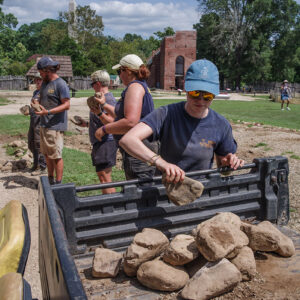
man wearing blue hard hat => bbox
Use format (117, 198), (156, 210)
(119, 59), (244, 183)
(34, 56), (70, 185)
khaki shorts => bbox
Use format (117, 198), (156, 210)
(40, 127), (64, 159)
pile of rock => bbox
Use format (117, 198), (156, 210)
(92, 212), (295, 300)
(0, 140), (32, 172)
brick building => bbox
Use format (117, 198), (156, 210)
(147, 31), (196, 90)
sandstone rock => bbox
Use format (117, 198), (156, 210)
(137, 259), (189, 291)
(123, 243), (156, 276)
(14, 150), (24, 157)
(31, 102), (42, 112)
(212, 212), (242, 228)
(230, 246), (256, 281)
(191, 227), (197, 237)
(185, 256), (208, 278)
(241, 221), (279, 252)
(1, 161), (12, 172)
(0, 158), (7, 170)
(276, 231), (295, 257)
(163, 175), (204, 206)
(22, 153), (33, 163)
(242, 221), (295, 256)
(92, 248), (122, 278)
(95, 92), (103, 98)
(20, 105), (30, 115)
(123, 228), (169, 276)
(181, 258), (242, 300)
(87, 96), (100, 111)
(134, 228), (169, 249)
(196, 217), (249, 261)
(163, 234), (199, 266)
(9, 140), (26, 148)
(70, 115), (86, 126)
(14, 159), (27, 170)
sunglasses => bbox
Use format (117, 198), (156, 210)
(188, 91), (214, 101)
(117, 67), (127, 75)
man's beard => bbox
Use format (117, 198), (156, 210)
(43, 74), (50, 82)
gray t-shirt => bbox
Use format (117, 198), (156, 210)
(142, 102), (237, 172)
(40, 77), (70, 131)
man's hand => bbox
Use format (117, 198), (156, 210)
(219, 153), (244, 170)
(34, 104), (48, 115)
(155, 157), (185, 183)
(91, 107), (102, 116)
(94, 93), (106, 105)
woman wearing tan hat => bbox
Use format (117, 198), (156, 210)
(94, 54), (158, 182)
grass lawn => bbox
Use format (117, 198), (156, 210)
(153, 97), (299, 130)
(0, 97), (298, 188)
(75, 88), (123, 99)
(0, 115), (29, 135)
(211, 99), (300, 130)
(0, 97), (11, 106)
(63, 147), (125, 194)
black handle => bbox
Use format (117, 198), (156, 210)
(75, 163), (257, 193)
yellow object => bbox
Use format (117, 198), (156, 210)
(0, 200), (25, 278)
(187, 90), (214, 101)
(0, 272), (23, 300)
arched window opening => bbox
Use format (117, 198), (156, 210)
(175, 56), (184, 89)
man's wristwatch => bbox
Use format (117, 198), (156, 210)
(47, 110), (52, 115)
(97, 111), (103, 117)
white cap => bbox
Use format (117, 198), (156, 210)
(112, 54), (144, 70)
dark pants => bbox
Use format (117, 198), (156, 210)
(28, 116), (46, 169)
(120, 140), (159, 186)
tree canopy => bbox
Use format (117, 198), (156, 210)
(0, 0), (299, 84)
(195, 0), (300, 87)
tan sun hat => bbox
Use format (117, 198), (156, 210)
(112, 54), (144, 70)
(283, 79), (288, 83)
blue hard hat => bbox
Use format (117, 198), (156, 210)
(184, 59), (219, 96)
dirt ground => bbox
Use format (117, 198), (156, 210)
(0, 93), (300, 299)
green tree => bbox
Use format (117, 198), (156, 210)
(17, 19), (62, 54)
(40, 21), (68, 53)
(154, 26), (175, 40)
(270, 5), (300, 82)
(60, 5), (104, 51)
(195, 0), (300, 86)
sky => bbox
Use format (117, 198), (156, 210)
(1, 0), (200, 38)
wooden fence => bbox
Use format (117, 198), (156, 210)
(1, 76), (299, 98)
(270, 82), (300, 102)
(0, 76), (27, 90)
(0, 76), (119, 92)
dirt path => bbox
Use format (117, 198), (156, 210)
(0, 94), (300, 299)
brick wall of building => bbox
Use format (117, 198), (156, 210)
(147, 30), (196, 90)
